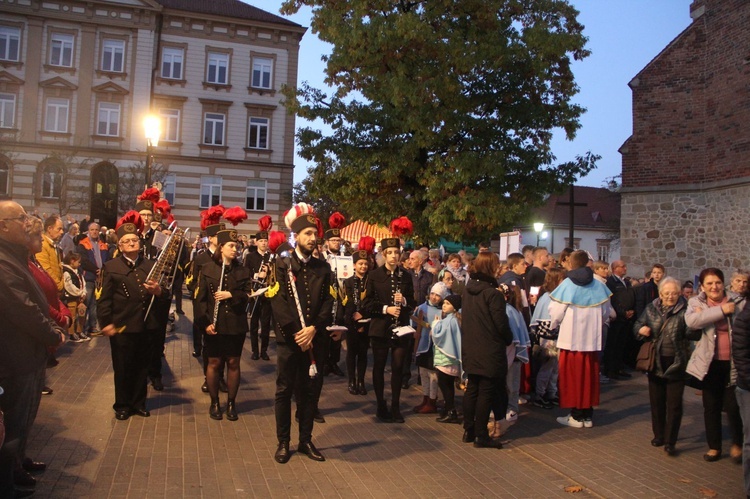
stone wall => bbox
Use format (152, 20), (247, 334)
(620, 182), (750, 283)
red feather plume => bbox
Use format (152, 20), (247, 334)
(328, 212), (346, 230)
(315, 218), (324, 239)
(200, 205), (225, 231)
(390, 216), (413, 237)
(268, 231), (287, 253)
(358, 236), (376, 254)
(166, 214), (175, 225)
(223, 206), (248, 227)
(137, 187), (161, 203)
(258, 215), (273, 232)
(116, 210), (145, 234)
(155, 199), (171, 218)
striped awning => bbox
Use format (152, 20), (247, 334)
(341, 220), (393, 245)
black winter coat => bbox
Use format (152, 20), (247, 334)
(733, 304), (750, 391)
(461, 273), (513, 378)
(633, 297), (693, 379)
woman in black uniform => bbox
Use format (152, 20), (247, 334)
(343, 242), (373, 395)
(363, 219), (416, 423)
(196, 228), (252, 421)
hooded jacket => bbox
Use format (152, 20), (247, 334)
(460, 272), (512, 378)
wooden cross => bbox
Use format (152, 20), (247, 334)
(555, 185), (588, 247)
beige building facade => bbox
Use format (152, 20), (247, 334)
(0, 0), (305, 230)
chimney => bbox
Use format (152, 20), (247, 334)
(690, 0), (706, 20)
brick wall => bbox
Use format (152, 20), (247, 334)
(621, 0), (750, 188)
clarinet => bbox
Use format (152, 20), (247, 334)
(212, 261), (226, 333)
(391, 266), (403, 333)
(247, 252), (269, 317)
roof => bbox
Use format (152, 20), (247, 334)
(155, 0), (303, 29)
(530, 186), (620, 230)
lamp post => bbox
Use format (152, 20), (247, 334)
(143, 115), (161, 188)
(533, 222), (544, 246)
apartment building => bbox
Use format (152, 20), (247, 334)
(0, 0), (305, 230)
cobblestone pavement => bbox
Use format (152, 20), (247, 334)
(25, 299), (746, 498)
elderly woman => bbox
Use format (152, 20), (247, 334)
(634, 277), (692, 455)
(686, 268), (746, 462)
(730, 270), (749, 296)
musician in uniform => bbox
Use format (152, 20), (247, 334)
(363, 218), (416, 423)
(135, 188), (160, 260)
(322, 213), (348, 376)
(98, 212), (170, 420)
(342, 237), (375, 395)
(269, 204), (333, 464)
(244, 216), (273, 361)
(185, 207), (227, 393)
(195, 228), (252, 421)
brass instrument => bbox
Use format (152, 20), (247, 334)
(144, 223), (190, 320)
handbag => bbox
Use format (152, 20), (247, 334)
(635, 340), (655, 373)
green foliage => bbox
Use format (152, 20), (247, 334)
(282, 0), (597, 243)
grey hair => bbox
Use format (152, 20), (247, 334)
(658, 276), (680, 292)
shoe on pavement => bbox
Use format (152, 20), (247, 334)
(556, 415), (584, 428)
(80, 332), (92, 341)
(599, 373), (610, 384)
(506, 410), (518, 422)
(533, 397), (553, 409)
(583, 418), (593, 428)
(261, 351), (270, 361)
(41, 386), (53, 395)
(69, 333), (84, 343)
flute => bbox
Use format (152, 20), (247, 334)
(212, 261), (226, 333)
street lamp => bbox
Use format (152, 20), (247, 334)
(143, 115), (161, 188)
(533, 222), (544, 246)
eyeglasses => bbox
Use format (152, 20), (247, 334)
(0, 214), (31, 224)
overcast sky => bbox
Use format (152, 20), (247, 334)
(255, 0), (693, 189)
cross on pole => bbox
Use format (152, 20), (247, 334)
(555, 185), (587, 248)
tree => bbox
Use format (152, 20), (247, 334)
(117, 159), (167, 215)
(281, 0), (597, 242)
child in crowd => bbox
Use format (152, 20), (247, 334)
(431, 294), (463, 423)
(61, 252), (88, 342)
(502, 284), (532, 423)
(413, 282), (449, 414)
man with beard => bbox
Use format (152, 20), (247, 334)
(270, 204), (333, 464)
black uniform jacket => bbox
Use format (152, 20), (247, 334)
(97, 255), (170, 333)
(186, 249), (213, 295)
(363, 265), (416, 339)
(607, 275), (636, 321)
(342, 273), (371, 332)
(195, 260), (251, 335)
(270, 252), (333, 346)
(244, 249), (271, 298)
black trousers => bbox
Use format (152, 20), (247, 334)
(463, 373), (504, 440)
(437, 370), (457, 412)
(327, 337), (342, 367)
(275, 341), (325, 444)
(249, 297), (272, 354)
(346, 329), (369, 383)
(148, 326), (167, 379)
(702, 359), (743, 451)
(648, 366), (684, 445)
(604, 320), (630, 374)
(110, 332), (155, 412)
(191, 298), (204, 355)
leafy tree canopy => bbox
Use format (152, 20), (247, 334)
(282, 0), (598, 243)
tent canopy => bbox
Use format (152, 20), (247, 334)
(341, 220), (392, 245)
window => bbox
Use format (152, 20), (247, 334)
(203, 112), (225, 146)
(161, 47), (183, 79)
(45, 98), (69, 133)
(245, 179), (266, 211)
(0, 93), (15, 128)
(40, 164), (63, 199)
(596, 240), (611, 263)
(101, 39), (124, 72)
(97, 102), (120, 136)
(206, 52), (228, 84)
(0, 26), (20, 62)
(163, 173), (176, 205)
(200, 175), (222, 208)
(251, 57), (273, 89)
(50, 33), (74, 67)
(247, 117), (269, 149)
(0, 160), (9, 196)
(159, 109), (180, 142)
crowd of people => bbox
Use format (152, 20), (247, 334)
(2, 197), (750, 496)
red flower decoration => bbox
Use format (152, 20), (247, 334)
(390, 216), (413, 237)
(328, 212), (346, 230)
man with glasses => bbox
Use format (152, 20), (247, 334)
(0, 201), (65, 498)
(77, 223), (110, 338)
(97, 218), (169, 420)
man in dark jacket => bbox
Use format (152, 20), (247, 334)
(77, 223), (110, 337)
(0, 201), (65, 498)
(270, 207), (333, 464)
(605, 260), (636, 379)
(733, 304), (750, 496)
